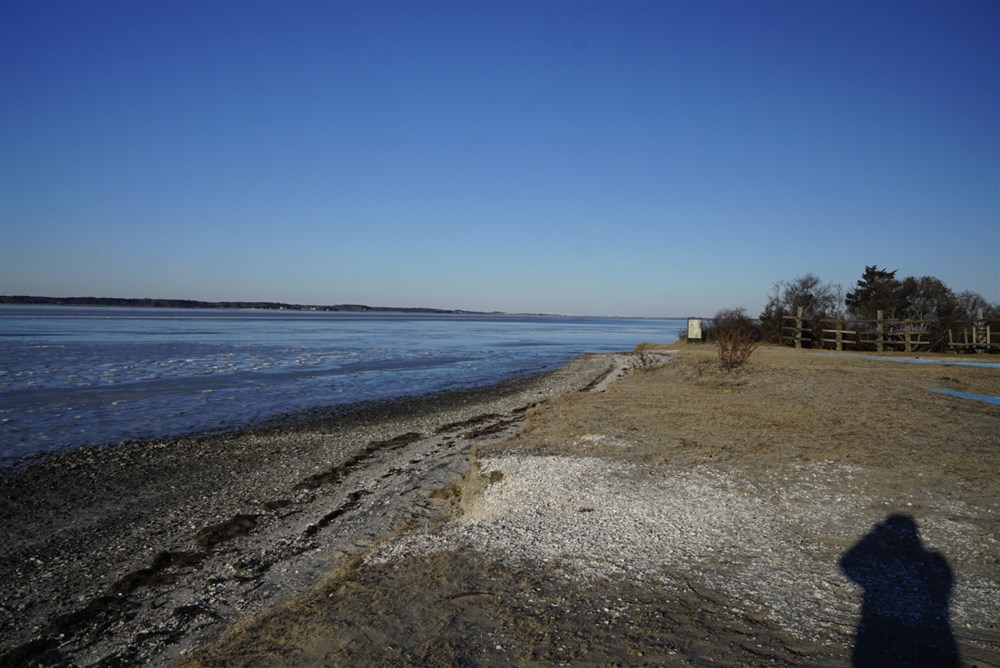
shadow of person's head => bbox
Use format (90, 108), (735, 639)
(871, 513), (920, 551)
(840, 513), (959, 667)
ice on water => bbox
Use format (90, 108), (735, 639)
(0, 306), (682, 468)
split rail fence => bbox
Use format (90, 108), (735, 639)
(779, 307), (998, 353)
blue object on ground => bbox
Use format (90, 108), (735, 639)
(927, 389), (1000, 406)
(863, 356), (1000, 369)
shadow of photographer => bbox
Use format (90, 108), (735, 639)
(840, 514), (960, 667)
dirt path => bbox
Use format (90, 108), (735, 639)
(179, 345), (1000, 667)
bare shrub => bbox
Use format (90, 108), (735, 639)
(632, 342), (664, 372)
(705, 307), (762, 342)
(760, 275), (843, 345)
(718, 329), (758, 371)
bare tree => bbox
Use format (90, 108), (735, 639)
(780, 273), (843, 318)
(759, 274), (842, 345)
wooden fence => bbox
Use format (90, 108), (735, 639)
(779, 307), (998, 353)
(948, 319), (999, 353)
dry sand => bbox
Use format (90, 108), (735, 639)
(2, 345), (998, 667)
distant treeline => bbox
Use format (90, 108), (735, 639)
(702, 265), (999, 352)
(0, 295), (480, 314)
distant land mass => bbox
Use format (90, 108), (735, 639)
(0, 295), (497, 315)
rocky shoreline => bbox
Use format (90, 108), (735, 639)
(0, 352), (637, 667)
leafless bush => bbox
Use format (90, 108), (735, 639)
(705, 307), (762, 342)
(632, 342), (663, 372)
(718, 329), (758, 371)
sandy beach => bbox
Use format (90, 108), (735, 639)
(2, 345), (998, 666)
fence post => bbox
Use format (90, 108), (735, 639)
(795, 307), (804, 349)
(904, 320), (913, 353)
(876, 310), (884, 353)
(835, 314), (843, 351)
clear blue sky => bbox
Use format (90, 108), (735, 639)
(2, 1), (997, 316)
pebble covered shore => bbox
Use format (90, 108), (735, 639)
(0, 353), (631, 666)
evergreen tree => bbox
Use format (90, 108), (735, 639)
(845, 266), (903, 319)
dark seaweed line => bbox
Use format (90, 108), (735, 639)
(294, 431), (424, 491)
(579, 356), (620, 392)
(0, 412), (527, 667)
(0, 430), (426, 666)
(0, 513), (265, 667)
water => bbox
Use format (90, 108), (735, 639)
(0, 305), (683, 468)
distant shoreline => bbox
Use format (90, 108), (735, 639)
(0, 295), (493, 315)
(0, 296), (682, 319)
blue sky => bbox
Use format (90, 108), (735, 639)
(1, 1), (997, 316)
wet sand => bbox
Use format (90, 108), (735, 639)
(3, 346), (999, 667)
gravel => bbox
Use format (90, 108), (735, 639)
(369, 450), (998, 650)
